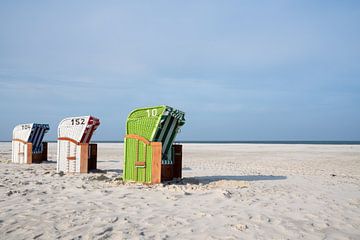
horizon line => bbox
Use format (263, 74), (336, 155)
(1, 140), (360, 145)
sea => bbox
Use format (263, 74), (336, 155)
(78, 140), (360, 145)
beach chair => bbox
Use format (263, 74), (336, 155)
(57, 116), (100, 173)
(124, 106), (185, 184)
(12, 123), (50, 164)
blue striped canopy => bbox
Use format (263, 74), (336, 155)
(28, 124), (50, 153)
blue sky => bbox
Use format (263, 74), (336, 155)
(0, 1), (359, 141)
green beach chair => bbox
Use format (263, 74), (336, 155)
(124, 105), (185, 184)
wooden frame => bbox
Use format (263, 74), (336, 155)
(79, 143), (97, 173)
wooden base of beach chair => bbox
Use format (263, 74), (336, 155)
(151, 144), (183, 183)
(173, 144), (182, 179)
(145, 144), (183, 184)
(159, 145), (183, 182)
(32, 142), (48, 163)
(79, 143), (97, 173)
(23, 142), (48, 164)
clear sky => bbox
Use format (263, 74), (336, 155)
(0, 1), (359, 141)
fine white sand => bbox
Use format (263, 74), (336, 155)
(0, 143), (360, 239)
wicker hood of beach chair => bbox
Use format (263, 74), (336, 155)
(57, 116), (100, 173)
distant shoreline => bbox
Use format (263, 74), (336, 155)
(1, 140), (360, 145)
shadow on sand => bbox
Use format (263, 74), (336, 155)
(97, 160), (120, 163)
(42, 160), (57, 164)
(91, 168), (123, 174)
(181, 175), (287, 184)
(104, 169), (123, 174)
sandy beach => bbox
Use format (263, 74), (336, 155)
(0, 143), (359, 239)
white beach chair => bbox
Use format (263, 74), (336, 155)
(57, 116), (100, 173)
(12, 123), (50, 164)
